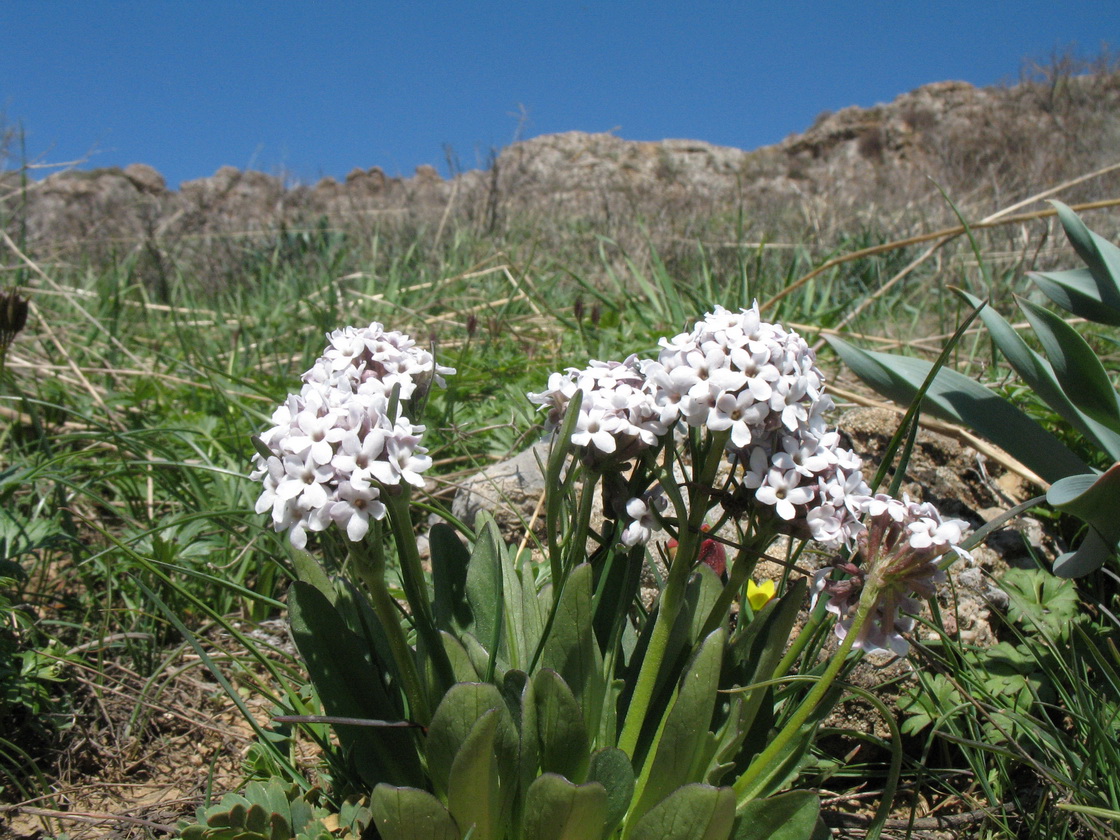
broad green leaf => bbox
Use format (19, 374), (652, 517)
(1019, 298), (1120, 434)
(522, 774), (609, 840)
(441, 631), (481, 683)
(426, 683), (518, 801)
(518, 669), (541, 800)
(500, 543), (528, 671)
(1031, 267), (1120, 326)
(959, 290), (1120, 459)
(372, 786), (461, 840)
(520, 558), (545, 662)
(540, 563), (602, 705)
(707, 580), (807, 783)
(1048, 464), (1120, 546)
(431, 523), (473, 633)
(731, 791), (821, 840)
(1049, 201), (1120, 305)
(460, 632), (498, 683)
(288, 581), (421, 787)
(627, 784), (736, 840)
(533, 668), (592, 782)
(827, 335), (1088, 483)
(446, 711), (502, 840)
(688, 565), (726, 646)
(291, 550), (336, 601)
(587, 748), (636, 834)
(1048, 465), (1120, 576)
(466, 513), (506, 676)
(631, 629), (726, 828)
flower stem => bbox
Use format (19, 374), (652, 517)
(349, 543), (432, 726)
(617, 430), (729, 759)
(732, 577), (877, 804)
(383, 490), (456, 696)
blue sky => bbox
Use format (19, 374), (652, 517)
(0, 2), (1112, 189)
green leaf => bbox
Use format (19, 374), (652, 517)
(1019, 298), (1120, 434)
(517, 668), (541, 802)
(431, 523), (473, 633)
(290, 550), (336, 602)
(287, 581), (421, 788)
(627, 784), (736, 840)
(466, 513), (507, 679)
(519, 558), (546, 664)
(426, 683), (518, 802)
(1053, 528), (1117, 579)
(447, 710), (503, 840)
(500, 543), (529, 671)
(533, 668), (592, 783)
(631, 628), (726, 828)
(540, 563), (602, 705)
(521, 774), (610, 840)
(729, 578), (807, 738)
(372, 785), (461, 840)
(440, 631), (482, 683)
(731, 791), (821, 840)
(1048, 464), (1120, 576)
(956, 289), (1119, 454)
(826, 335), (1088, 483)
(1048, 201), (1120, 307)
(1031, 268), (1120, 327)
(1049, 462), (1120, 541)
(587, 748), (636, 834)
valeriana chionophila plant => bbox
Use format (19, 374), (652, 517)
(251, 309), (971, 840)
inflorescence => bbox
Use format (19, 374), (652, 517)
(527, 303), (971, 655)
(251, 323), (453, 550)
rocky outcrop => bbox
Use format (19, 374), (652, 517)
(8, 68), (1119, 266)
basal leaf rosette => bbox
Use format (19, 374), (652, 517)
(251, 322), (454, 549)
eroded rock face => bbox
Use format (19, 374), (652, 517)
(11, 71), (1119, 265)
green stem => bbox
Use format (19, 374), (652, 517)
(383, 490), (456, 696)
(732, 576), (878, 804)
(617, 430), (729, 759)
(349, 543), (431, 726)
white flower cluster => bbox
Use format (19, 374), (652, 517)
(647, 306), (870, 548)
(251, 323), (453, 549)
(529, 305), (871, 548)
(812, 494), (972, 656)
(528, 355), (669, 466)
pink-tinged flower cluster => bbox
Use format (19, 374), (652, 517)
(811, 494), (972, 656)
(528, 355), (670, 467)
(251, 323), (453, 549)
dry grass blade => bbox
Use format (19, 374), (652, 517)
(762, 195), (1120, 315)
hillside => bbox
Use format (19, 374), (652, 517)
(4, 61), (1120, 282)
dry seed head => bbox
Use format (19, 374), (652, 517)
(0, 288), (29, 352)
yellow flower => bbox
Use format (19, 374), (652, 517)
(747, 579), (776, 611)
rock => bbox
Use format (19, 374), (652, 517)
(451, 440), (551, 538)
(124, 163), (166, 193)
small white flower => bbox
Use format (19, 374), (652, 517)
(755, 468), (815, 521)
